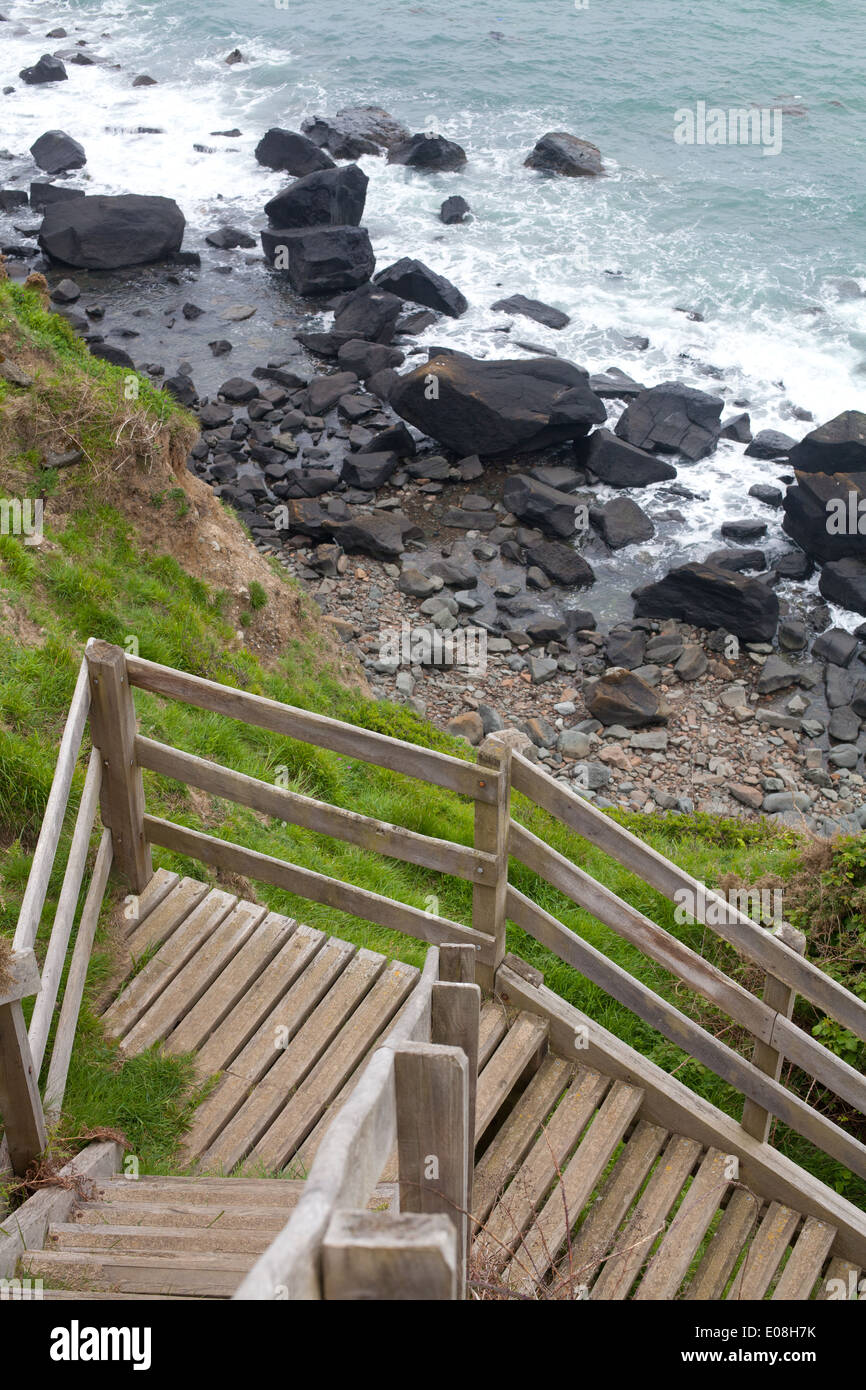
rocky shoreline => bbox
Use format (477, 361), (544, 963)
(2, 34), (866, 834)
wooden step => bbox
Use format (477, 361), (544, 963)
(164, 912), (296, 1056)
(507, 1079), (644, 1295)
(475, 1067), (610, 1278)
(478, 999), (510, 1069)
(39, 1289), (199, 1301)
(20, 1248), (251, 1298)
(48, 1222), (276, 1257)
(635, 1148), (731, 1300)
(194, 923), (319, 1080)
(686, 1187), (761, 1301)
(95, 1176), (306, 1207)
(726, 1201), (800, 1301)
(249, 959), (419, 1174)
(473, 1056), (573, 1229)
(103, 889), (236, 1040)
(590, 1133), (702, 1300)
(772, 1217), (836, 1301)
(555, 1118), (667, 1294)
(475, 1011), (548, 1143)
(73, 1200), (294, 1232)
(197, 948), (386, 1174)
(121, 900), (267, 1054)
(124, 877), (211, 960)
(179, 935), (354, 1162)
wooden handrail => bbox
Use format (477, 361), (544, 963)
(509, 819), (866, 1115)
(13, 657), (90, 953)
(506, 885), (866, 1181)
(512, 751), (866, 1043)
(125, 652), (500, 804)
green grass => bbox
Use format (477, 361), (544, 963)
(0, 279), (863, 1208)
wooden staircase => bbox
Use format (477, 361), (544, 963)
(13, 874), (860, 1301)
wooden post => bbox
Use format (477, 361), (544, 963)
(741, 923), (807, 1144)
(473, 737), (512, 993)
(321, 1210), (458, 1300)
(0, 1003), (47, 1176)
(439, 943), (476, 984)
(432, 978), (481, 1242)
(85, 640), (152, 892)
(394, 1041), (470, 1296)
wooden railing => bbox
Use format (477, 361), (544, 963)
(3, 638), (866, 1208)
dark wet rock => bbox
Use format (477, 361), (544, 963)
(721, 518), (768, 542)
(224, 49), (244, 64)
(782, 471), (866, 562)
(440, 195), (470, 224)
(254, 128), (335, 174)
(0, 190), (28, 212)
(503, 474), (588, 537)
(30, 182), (85, 213)
(390, 351), (605, 455)
(374, 258), (467, 318)
(605, 629), (647, 669)
(779, 619), (808, 651)
(365, 368), (399, 402)
(341, 451), (398, 489)
(748, 483), (784, 507)
(524, 538), (594, 587)
(577, 428), (676, 487)
(812, 627), (859, 667)
(525, 131), (603, 176)
(396, 308), (439, 335)
(264, 163), (368, 229)
(388, 133), (467, 172)
(705, 548), (765, 573)
(756, 655), (798, 694)
(219, 377), (259, 403)
(198, 402), (234, 429)
(586, 669), (668, 727)
(182, 302), (204, 320)
(592, 496), (654, 549)
(490, 293), (569, 329)
(205, 225), (257, 249)
(39, 194), (185, 269)
(90, 342), (134, 368)
(633, 562), (779, 642)
(828, 707), (861, 742)
(787, 410), (866, 474)
(744, 429), (798, 460)
(720, 412), (752, 443)
(132, 74), (157, 87)
(588, 367), (645, 400)
(818, 556), (866, 616)
(336, 339), (404, 379)
(303, 106), (410, 157)
(162, 373), (197, 405)
(20, 54), (67, 84)
(530, 465), (584, 492)
(614, 381), (723, 461)
(305, 372), (358, 415)
(676, 644), (708, 681)
(328, 512), (422, 559)
(262, 225), (375, 295)
(30, 130), (86, 174)
(50, 277), (80, 304)
(333, 283), (404, 343)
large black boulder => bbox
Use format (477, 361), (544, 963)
(261, 225), (375, 295)
(303, 106), (410, 156)
(491, 293), (570, 329)
(38, 194), (185, 269)
(614, 381), (723, 461)
(254, 129), (335, 174)
(440, 195), (470, 224)
(264, 164), (368, 228)
(388, 133), (467, 172)
(332, 283), (404, 343)
(576, 428), (677, 486)
(374, 258), (467, 318)
(787, 411), (866, 474)
(503, 475), (590, 538)
(30, 130), (86, 174)
(20, 54), (67, 84)
(524, 131), (603, 176)
(390, 351), (606, 456)
(524, 539), (594, 588)
(591, 496), (654, 550)
(30, 182), (85, 213)
(782, 471), (866, 562)
(818, 557), (866, 617)
(632, 562), (779, 642)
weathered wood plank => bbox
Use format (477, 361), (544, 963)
(13, 657), (90, 953)
(126, 650), (500, 802)
(475, 1011), (548, 1143)
(0, 948), (41, 1008)
(432, 980), (480, 1237)
(135, 736), (495, 884)
(771, 1217), (837, 1301)
(0, 1000), (46, 1176)
(439, 943), (476, 984)
(727, 1201), (800, 1300)
(817, 1257), (861, 1301)
(20, 1247), (251, 1298)
(86, 640), (151, 891)
(322, 1210), (458, 1300)
(48, 1221), (276, 1257)
(635, 1147), (730, 1300)
(478, 997), (510, 1069)
(123, 876), (211, 962)
(144, 814), (493, 961)
(472, 737), (511, 991)
(0, 1140), (122, 1278)
(473, 1056), (573, 1230)
(686, 1187), (761, 1301)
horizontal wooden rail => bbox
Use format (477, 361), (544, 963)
(509, 821), (866, 1116)
(143, 815), (494, 964)
(13, 658), (90, 953)
(135, 736), (496, 885)
(125, 654), (500, 804)
(506, 886), (866, 1181)
(43, 829), (113, 1121)
(512, 752), (866, 1043)
(28, 748), (102, 1075)
(236, 947), (441, 1299)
